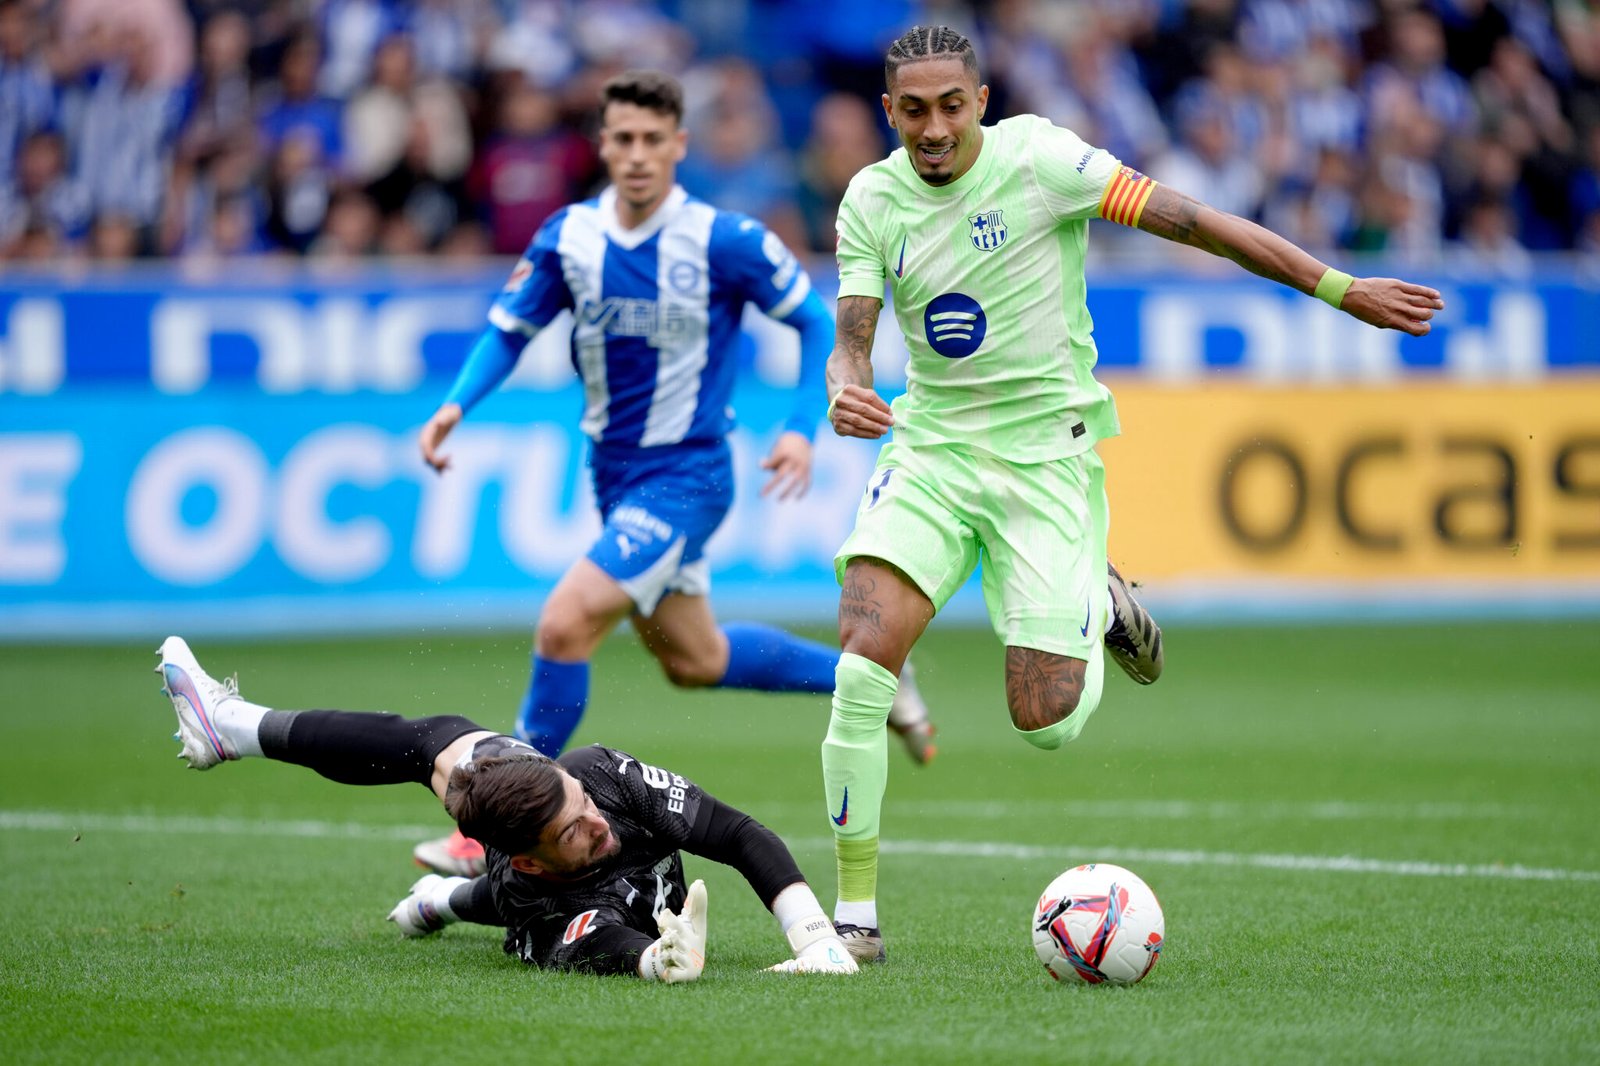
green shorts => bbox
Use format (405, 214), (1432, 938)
(835, 439), (1110, 659)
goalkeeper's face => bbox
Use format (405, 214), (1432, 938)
(517, 770), (620, 877)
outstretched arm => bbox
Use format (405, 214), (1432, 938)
(418, 325), (525, 473)
(1136, 185), (1444, 335)
(686, 795), (856, 974)
(825, 295), (894, 439)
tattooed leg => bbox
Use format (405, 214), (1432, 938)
(837, 557), (933, 674)
(823, 557), (934, 922)
(1006, 646), (1105, 750)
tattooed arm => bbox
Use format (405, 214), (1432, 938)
(1135, 184), (1443, 336)
(825, 295), (895, 439)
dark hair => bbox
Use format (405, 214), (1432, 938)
(884, 25), (980, 89)
(600, 70), (684, 123)
(444, 754), (567, 857)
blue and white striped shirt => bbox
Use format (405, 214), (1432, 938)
(480, 185), (820, 449)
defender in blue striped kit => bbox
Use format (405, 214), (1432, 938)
(413, 72), (935, 878)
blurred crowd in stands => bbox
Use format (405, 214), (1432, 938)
(2, 0), (1598, 272)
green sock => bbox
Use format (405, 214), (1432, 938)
(821, 652), (896, 902)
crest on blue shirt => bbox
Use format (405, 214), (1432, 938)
(967, 210), (1007, 252)
(502, 258), (533, 292)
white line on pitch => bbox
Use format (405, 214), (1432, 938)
(757, 799), (1544, 821)
(3, 809), (1597, 884)
(0, 810), (442, 841)
(792, 838), (1600, 884)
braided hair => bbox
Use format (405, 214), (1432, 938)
(884, 25), (980, 89)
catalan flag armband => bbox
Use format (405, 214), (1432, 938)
(1099, 165), (1157, 228)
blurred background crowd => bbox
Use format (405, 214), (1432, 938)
(2, 0), (1598, 271)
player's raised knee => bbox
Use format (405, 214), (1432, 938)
(657, 654), (723, 688)
(1013, 715), (1087, 750)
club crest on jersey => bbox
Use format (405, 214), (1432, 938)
(967, 210), (1007, 252)
(502, 258), (533, 292)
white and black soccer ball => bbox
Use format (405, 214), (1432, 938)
(1032, 862), (1164, 985)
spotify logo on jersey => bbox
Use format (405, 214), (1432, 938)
(923, 293), (986, 358)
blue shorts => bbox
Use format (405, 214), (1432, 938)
(585, 440), (733, 616)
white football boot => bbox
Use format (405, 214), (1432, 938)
(888, 660), (938, 766)
(156, 636), (241, 769)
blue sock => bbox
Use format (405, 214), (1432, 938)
(514, 657), (589, 756)
(715, 622), (836, 693)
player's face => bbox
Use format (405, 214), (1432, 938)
(599, 101), (688, 223)
(521, 770), (619, 877)
(882, 57), (988, 186)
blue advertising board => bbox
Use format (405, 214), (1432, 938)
(2, 262), (1596, 637)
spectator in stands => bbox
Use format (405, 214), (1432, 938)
(1365, 91), (1448, 262)
(0, 0), (56, 183)
(178, 9), (256, 166)
(163, 130), (262, 256)
(1572, 124), (1600, 240)
(262, 129), (332, 253)
(317, 0), (404, 99)
(468, 77), (598, 255)
(343, 32), (471, 229)
(367, 114), (466, 248)
(59, 0), (193, 88)
(1149, 89), (1265, 224)
(795, 92), (883, 255)
(309, 185), (380, 260)
(486, 0), (579, 90)
(1260, 145), (1358, 254)
(180, 188), (268, 267)
(1472, 35), (1577, 249)
(60, 23), (186, 239)
(1555, 0), (1600, 119)
(0, 0), (1593, 264)
(1289, 31), (1364, 158)
(258, 32), (344, 169)
(409, 0), (495, 83)
(1452, 193), (1533, 276)
(1365, 8), (1477, 137)
(0, 131), (92, 257)
(677, 57), (804, 250)
(1049, 17), (1170, 170)
(568, 0), (691, 72)
(87, 211), (142, 259)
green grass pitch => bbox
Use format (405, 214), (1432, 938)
(2, 621), (1597, 1064)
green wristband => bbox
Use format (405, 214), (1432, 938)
(1314, 268), (1354, 309)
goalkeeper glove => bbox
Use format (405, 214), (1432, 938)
(767, 912), (859, 975)
(386, 874), (469, 938)
(637, 879), (708, 983)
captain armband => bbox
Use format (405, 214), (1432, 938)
(1098, 166), (1158, 228)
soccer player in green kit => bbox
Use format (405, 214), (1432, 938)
(820, 25), (1446, 963)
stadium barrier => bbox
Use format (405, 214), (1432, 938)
(1, 263), (1596, 637)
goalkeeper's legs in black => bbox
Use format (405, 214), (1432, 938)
(157, 634), (514, 801)
(157, 635), (514, 925)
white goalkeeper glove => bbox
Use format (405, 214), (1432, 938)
(767, 913), (859, 975)
(637, 879), (708, 983)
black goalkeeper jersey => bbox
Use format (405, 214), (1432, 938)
(481, 742), (800, 975)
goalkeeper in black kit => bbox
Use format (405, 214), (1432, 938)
(154, 637), (856, 980)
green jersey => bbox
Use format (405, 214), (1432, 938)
(836, 115), (1153, 464)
